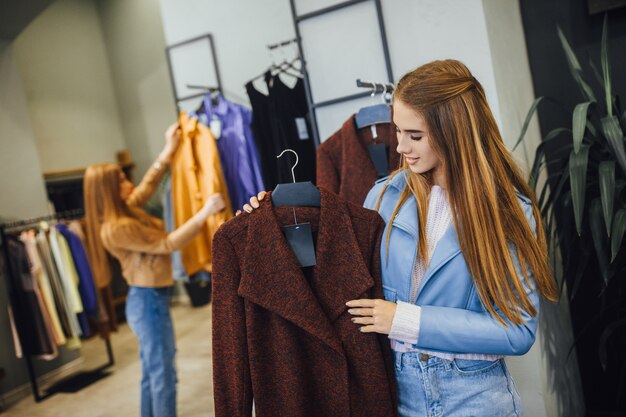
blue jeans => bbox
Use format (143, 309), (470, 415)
(394, 351), (522, 417)
(126, 286), (177, 417)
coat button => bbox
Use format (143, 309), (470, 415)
(420, 353), (429, 361)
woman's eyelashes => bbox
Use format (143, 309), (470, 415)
(395, 127), (424, 141)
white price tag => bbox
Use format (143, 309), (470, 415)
(210, 117), (222, 140)
(295, 117), (309, 140)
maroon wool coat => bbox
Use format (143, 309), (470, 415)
(316, 116), (400, 206)
(211, 189), (398, 417)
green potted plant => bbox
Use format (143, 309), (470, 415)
(516, 15), (626, 413)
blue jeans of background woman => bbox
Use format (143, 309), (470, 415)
(126, 286), (177, 417)
(394, 351), (522, 417)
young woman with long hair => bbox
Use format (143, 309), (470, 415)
(83, 123), (226, 417)
(242, 60), (558, 416)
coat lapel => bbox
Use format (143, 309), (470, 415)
(239, 190), (374, 354)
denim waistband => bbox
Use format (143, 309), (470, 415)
(394, 350), (455, 371)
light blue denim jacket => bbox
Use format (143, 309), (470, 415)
(364, 171), (540, 356)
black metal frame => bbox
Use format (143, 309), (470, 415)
(0, 209), (114, 402)
(289, 0), (394, 146)
(165, 33), (223, 114)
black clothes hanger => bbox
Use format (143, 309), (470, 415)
(271, 149), (319, 267)
(355, 81), (391, 129)
(272, 149), (320, 207)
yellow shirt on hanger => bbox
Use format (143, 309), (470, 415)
(171, 112), (233, 275)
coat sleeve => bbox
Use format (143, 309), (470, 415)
(211, 231), (253, 417)
(316, 145), (340, 193)
(414, 202), (540, 356)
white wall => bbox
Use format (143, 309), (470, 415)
(12, 0), (126, 173)
(0, 42), (49, 220)
(95, 0), (176, 178)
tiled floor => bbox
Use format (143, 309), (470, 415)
(3, 300), (214, 417)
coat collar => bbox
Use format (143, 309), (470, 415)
(238, 189), (375, 354)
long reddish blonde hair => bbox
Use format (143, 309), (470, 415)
(378, 60), (558, 325)
(83, 163), (156, 287)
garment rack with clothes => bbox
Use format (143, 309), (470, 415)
(0, 209), (115, 402)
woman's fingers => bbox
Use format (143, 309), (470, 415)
(348, 308), (374, 316)
(236, 210), (242, 216)
(346, 299), (377, 308)
(258, 191), (267, 201)
(243, 204), (253, 213)
(346, 299), (397, 335)
(250, 196), (259, 209)
(351, 317), (375, 325)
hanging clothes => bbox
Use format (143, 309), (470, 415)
(200, 94), (265, 211)
(57, 224), (98, 317)
(35, 229), (77, 344)
(43, 227), (82, 348)
(68, 220), (111, 337)
(20, 230), (66, 346)
(162, 176), (211, 285)
(317, 116), (400, 205)
(246, 73), (316, 189)
(6, 238), (57, 358)
(171, 112), (233, 274)
(49, 226), (88, 337)
(211, 189), (397, 417)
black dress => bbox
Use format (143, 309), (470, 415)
(246, 73), (316, 189)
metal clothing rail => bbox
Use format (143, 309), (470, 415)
(0, 209), (114, 402)
(267, 38), (297, 50)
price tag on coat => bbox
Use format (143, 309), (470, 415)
(281, 223), (316, 267)
(295, 117), (309, 140)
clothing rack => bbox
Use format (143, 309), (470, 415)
(0, 209), (114, 402)
(356, 78), (395, 95)
(267, 38), (297, 50)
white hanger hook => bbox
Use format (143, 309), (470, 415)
(277, 149), (299, 183)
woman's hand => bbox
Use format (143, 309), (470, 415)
(160, 122), (182, 162)
(235, 191), (267, 216)
(346, 299), (397, 335)
(203, 193), (226, 216)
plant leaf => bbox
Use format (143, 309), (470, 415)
(557, 26), (597, 102)
(569, 247), (591, 301)
(590, 199), (610, 285)
(600, 115), (626, 176)
(570, 145), (590, 235)
(529, 128), (571, 187)
(513, 97), (544, 151)
(573, 102), (594, 153)
(611, 209), (626, 261)
(589, 56), (603, 87)
(598, 317), (626, 371)
(586, 120), (597, 138)
(601, 13), (612, 117)
(599, 161), (615, 236)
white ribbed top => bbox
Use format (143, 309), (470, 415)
(389, 185), (502, 361)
